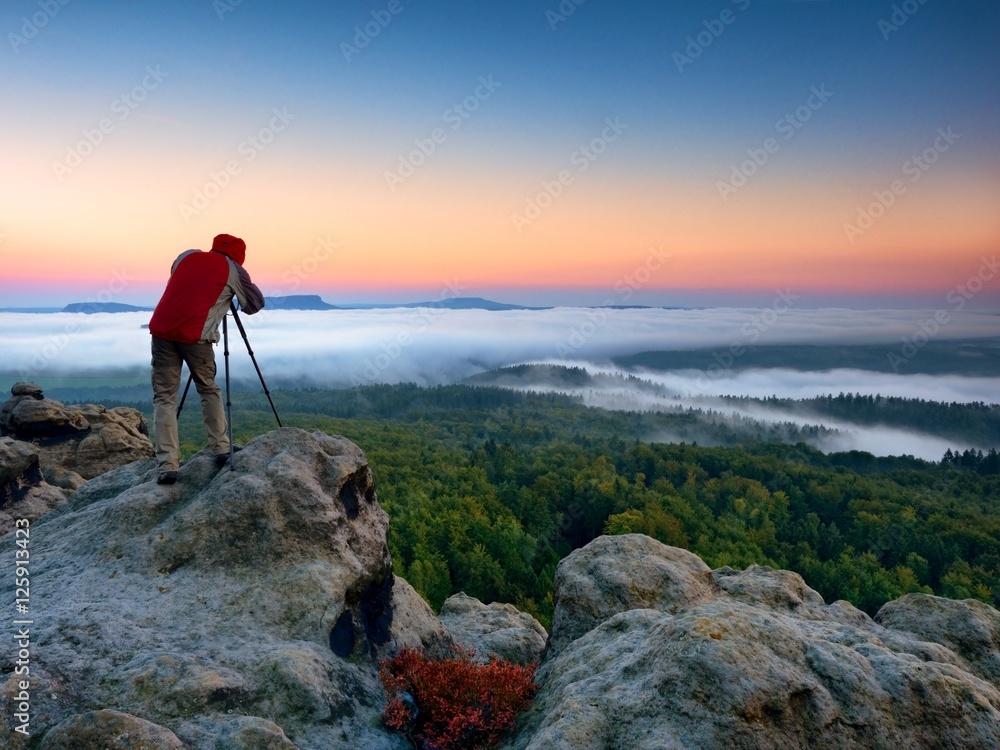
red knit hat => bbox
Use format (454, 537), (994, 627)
(211, 233), (246, 265)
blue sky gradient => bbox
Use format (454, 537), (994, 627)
(1, 0), (997, 307)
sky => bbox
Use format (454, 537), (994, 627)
(1, 0), (999, 308)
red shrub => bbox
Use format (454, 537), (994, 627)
(379, 646), (538, 750)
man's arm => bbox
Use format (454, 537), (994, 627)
(233, 264), (265, 314)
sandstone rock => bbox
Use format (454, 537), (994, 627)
(41, 464), (87, 491)
(11, 382), (43, 397)
(439, 592), (547, 665)
(875, 592), (1000, 686)
(0, 383), (154, 480)
(0, 389), (90, 441)
(713, 563), (825, 610)
(502, 534), (1000, 750)
(39, 709), (185, 750)
(0, 428), (437, 750)
(389, 575), (453, 655)
(178, 715), (299, 749)
(39, 403), (154, 479)
(0, 436), (72, 534)
(546, 533), (717, 658)
(0, 436), (41, 497)
(0, 667), (81, 749)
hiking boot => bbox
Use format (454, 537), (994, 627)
(214, 445), (243, 467)
(157, 471), (178, 485)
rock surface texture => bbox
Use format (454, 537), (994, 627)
(502, 534), (1000, 750)
(0, 436), (72, 534)
(0, 428), (444, 750)
(439, 592), (548, 666)
(0, 382), (154, 481)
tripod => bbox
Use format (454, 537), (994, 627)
(176, 302), (282, 470)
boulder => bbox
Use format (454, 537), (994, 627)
(0, 436), (72, 534)
(11, 382), (44, 398)
(502, 534), (1000, 750)
(389, 576), (453, 656)
(546, 533), (717, 658)
(0, 382), (154, 481)
(439, 592), (547, 665)
(0, 427), (442, 750)
(39, 709), (185, 750)
(177, 715), (299, 749)
(875, 592), (1000, 686)
(1, 382), (90, 448)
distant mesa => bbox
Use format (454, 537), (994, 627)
(347, 296), (547, 311)
(59, 296), (341, 313)
(62, 302), (153, 314)
(402, 296), (545, 311)
(22, 296), (603, 315)
(264, 294), (339, 310)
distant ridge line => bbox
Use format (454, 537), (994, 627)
(1, 295), (683, 313)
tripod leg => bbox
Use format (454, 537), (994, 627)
(223, 314), (235, 471)
(230, 302), (282, 427)
(176, 371), (193, 418)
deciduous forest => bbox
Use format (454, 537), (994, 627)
(88, 381), (1000, 628)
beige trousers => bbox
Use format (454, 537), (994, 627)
(151, 337), (229, 471)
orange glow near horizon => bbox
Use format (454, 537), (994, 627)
(2, 146), (998, 305)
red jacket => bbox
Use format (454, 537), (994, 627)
(149, 240), (264, 344)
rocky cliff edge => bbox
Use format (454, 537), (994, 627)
(0, 427), (446, 750)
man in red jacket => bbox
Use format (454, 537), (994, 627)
(148, 233), (265, 484)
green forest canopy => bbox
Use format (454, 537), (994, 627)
(102, 382), (1000, 629)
